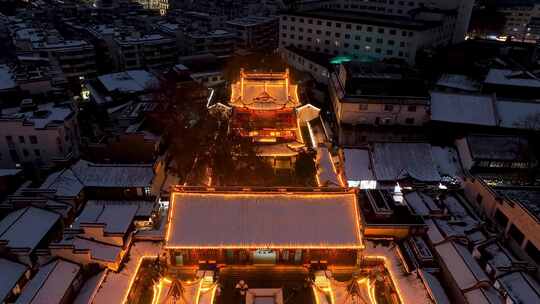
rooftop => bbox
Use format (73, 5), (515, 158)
(0, 258), (27, 302)
(430, 92), (540, 129)
(465, 135), (532, 161)
(338, 62), (429, 100)
(0, 64), (16, 91)
(0, 207), (60, 252)
(284, 8), (445, 31)
(226, 16), (277, 27)
(72, 200), (154, 234)
(0, 102), (75, 129)
(484, 69), (540, 88)
(40, 160), (154, 195)
(436, 74), (481, 92)
(166, 191), (362, 249)
(371, 143), (441, 182)
(496, 99), (540, 130)
(342, 148), (375, 183)
(97, 70), (157, 94)
(494, 187), (540, 222)
(15, 259), (80, 304)
(116, 33), (175, 44)
(230, 69), (300, 110)
(91, 242), (160, 303)
(430, 92), (496, 126)
(434, 241), (490, 290)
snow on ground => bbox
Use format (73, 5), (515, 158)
(92, 241), (161, 304)
(363, 241), (432, 303)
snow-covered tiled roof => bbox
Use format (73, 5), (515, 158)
(166, 192), (362, 248)
(496, 100), (540, 130)
(316, 147), (340, 187)
(430, 92), (496, 126)
(0, 64), (16, 91)
(466, 135), (530, 161)
(430, 146), (463, 178)
(73, 200), (154, 234)
(97, 70), (157, 94)
(371, 143), (441, 182)
(71, 160), (154, 188)
(0, 207), (60, 251)
(497, 272), (540, 303)
(15, 259), (80, 304)
(436, 74), (481, 92)
(73, 270), (107, 304)
(0, 258), (27, 302)
(434, 241), (489, 290)
(40, 169), (84, 197)
(40, 160), (154, 195)
(485, 69), (540, 88)
(343, 148), (374, 182)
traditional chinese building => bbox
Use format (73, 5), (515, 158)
(164, 189), (363, 267)
(211, 69), (320, 170)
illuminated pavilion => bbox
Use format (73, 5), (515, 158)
(211, 68), (320, 169)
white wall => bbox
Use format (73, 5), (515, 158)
(0, 116), (80, 169)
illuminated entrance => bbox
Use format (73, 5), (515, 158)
(253, 249), (277, 264)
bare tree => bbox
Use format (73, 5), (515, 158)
(154, 73), (273, 186)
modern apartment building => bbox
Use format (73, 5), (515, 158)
(498, 0), (540, 41)
(12, 28), (96, 80)
(292, 0), (473, 43)
(0, 100), (80, 169)
(180, 29), (236, 57)
(279, 7), (457, 64)
(113, 33), (177, 70)
(226, 16), (279, 50)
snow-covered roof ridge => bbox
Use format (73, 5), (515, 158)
(40, 160), (154, 195)
(73, 200), (154, 234)
(371, 142), (441, 182)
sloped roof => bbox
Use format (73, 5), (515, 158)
(430, 92), (496, 126)
(371, 143), (441, 182)
(166, 192), (362, 248)
(343, 149), (374, 182)
(435, 241), (489, 290)
(0, 258), (27, 302)
(40, 160), (154, 196)
(73, 200), (154, 234)
(16, 259), (80, 304)
(485, 69), (540, 88)
(466, 135), (531, 161)
(0, 207), (60, 251)
(97, 70), (157, 93)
